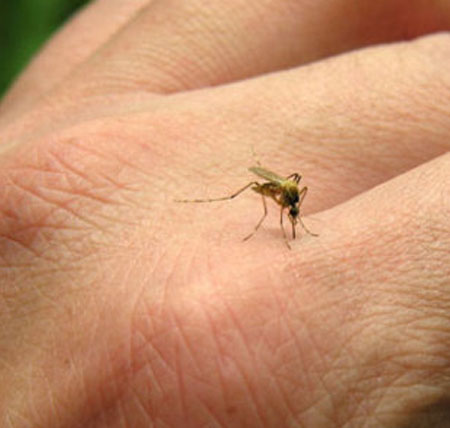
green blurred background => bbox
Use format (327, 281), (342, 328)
(0, 0), (90, 97)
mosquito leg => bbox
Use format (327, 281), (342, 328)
(243, 195), (267, 241)
(298, 186), (308, 205)
(286, 173), (302, 184)
(280, 207), (291, 249)
(298, 217), (319, 237)
(175, 181), (259, 203)
(297, 186), (319, 237)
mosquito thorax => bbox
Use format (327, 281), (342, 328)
(282, 181), (300, 206)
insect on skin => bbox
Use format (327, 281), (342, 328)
(176, 166), (318, 249)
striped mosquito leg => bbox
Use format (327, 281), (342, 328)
(175, 182), (259, 203)
(243, 194), (268, 241)
(279, 206), (291, 250)
(297, 186), (318, 237)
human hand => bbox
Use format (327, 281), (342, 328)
(1, 1), (450, 426)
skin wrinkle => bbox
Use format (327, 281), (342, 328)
(338, 326), (447, 426)
(0, 232), (47, 262)
(43, 150), (124, 206)
(41, 188), (119, 231)
(127, 291), (158, 410)
(7, 173), (108, 236)
(175, 340), (191, 422)
(170, 302), (205, 377)
(217, 296), (255, 366)
(131, 328), (166, 398)
(126, 336), (164, 424)
(4, 164), (107, 233)
(262, 351), (299, 424)
(201, 298), (268, 426)
(336, 364), (389, 425)
(200, 403), (228, 428)
(263, 291), (317, 421)
(127, 386), (153, 428)
(104, 336), (126, 413)
(264, 266), (338, 410)
(228, 358), (267, 427)
(6, 207), (163, 422)
(110, 372), (131, 428)
(162, 338), (190, 423)
(45, 135), (156, 201)
(371, 383), (437, 427)
(292, 335), (331, 419)
(127, 293), (194, 424)
(27, 278), (132, 424)
(327, 363), (364, 425)
(310, 223), (438, 310)
(77, 122), (170, 186)
(0, 126), (172, 276)
(201, 302), (236, 417)
(77, 343), (126, 427)
(186, 300), (229, 402)
(42, 368), (60, 425)
(257, 300), (321, 422)
(6, 408), (31, 428)
(322, 321), (386, 422)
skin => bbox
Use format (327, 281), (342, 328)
(0, 0), (450, 426)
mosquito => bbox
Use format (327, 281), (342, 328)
(176, 166), (318, 248)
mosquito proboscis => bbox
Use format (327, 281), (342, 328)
(175, 166), (318, 248)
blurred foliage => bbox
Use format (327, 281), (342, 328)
(0, 0), (89, 97)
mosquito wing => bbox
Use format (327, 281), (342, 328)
(249, 166), (285, 184)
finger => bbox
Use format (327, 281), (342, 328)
(42, 0), (450, 98)
(0, 0), (150, 118)
(170, 33), (450, 213)
(1, 32), (448, 218)
(309, 152), (450, 257)
(280, 154), (450, 428)
(3, 2), (448, 145)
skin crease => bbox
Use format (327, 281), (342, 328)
(0, 0), (450, 427)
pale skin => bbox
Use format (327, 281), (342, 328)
(0, 1), (450, 427)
